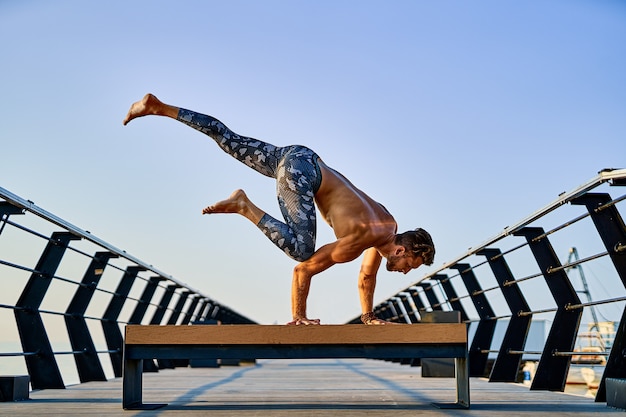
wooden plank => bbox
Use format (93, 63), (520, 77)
(125, 324), (466, 345)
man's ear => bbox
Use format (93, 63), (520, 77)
(394, 246), (405, 256)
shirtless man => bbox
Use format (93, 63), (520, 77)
(124, 94), (434, 325)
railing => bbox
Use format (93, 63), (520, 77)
(0, 186), (255, 390)
(3, 169), (625, 402)
(350, 168), (626, 403)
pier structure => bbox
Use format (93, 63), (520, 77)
(1, 168), (625, 413)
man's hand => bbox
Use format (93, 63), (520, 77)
(364, 318), (398, 325)
(286, 318), (321, 325)
(360, 311), (400, 325)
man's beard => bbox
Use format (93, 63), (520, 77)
(385, 254), (402, 271)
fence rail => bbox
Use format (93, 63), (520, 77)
(349, 168), (626, 404)
(0, 186), (255, 390)
(2, 169), (625, 405)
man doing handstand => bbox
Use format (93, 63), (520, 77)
(124, 94), (434, 325)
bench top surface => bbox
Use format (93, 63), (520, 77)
(125, 324), (467, 345)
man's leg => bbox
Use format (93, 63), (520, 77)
(205, 147), (321, 262)
(124, 94), (283, 178)
(257, 146), (320, 261)
(124, 95), (319, 261)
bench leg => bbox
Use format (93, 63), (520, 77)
(433, 356), (470, 409)
(123, 358), (167, 410)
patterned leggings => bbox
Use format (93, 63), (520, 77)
(177, 108), (321, 262)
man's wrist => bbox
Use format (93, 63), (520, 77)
(361, 311), (378, 324)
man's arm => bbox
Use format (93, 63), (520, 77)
(358, 247), (382, 315)
(288, 242), (337, 324)
(358, 247), (394, 325)
(288, 238), (366, 325)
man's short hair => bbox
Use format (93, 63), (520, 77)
(394, 228), (435, 266)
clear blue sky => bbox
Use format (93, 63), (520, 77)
(1, 1), (625, 324)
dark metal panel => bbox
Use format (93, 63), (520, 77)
(431, 274), (470, 322)
(571, 193), (626, 290)
(150, 285), (179, 369)
(408, 288), (427, 316)
(596, 307), (626, 402)
(126, 276), (164, 373)
(149, 284), (179, 325)
(15, 231), (80, 389)
(374, 302), (392, 321)
(478, 248), (532, 382)
(397, 294), (421, 365)
(166, 291), (190, 325)
(128, 277), (163, 325)
(0, 201), (24, 236)
(570, 193), (626, 401)
(180, 296), (201, 325)
(388, 299), (403, 323)
(514, 227), (582, 392)
(450, 263), (497, 377)
(416, 283), (443, 310)
(65, 251), (117, 383)
(101, 266), (145, 377)
(166, 291), (192, 367)
(0, 201), (25, 216)
(398, 293), (419, 323)
(195, 299), (212, 321)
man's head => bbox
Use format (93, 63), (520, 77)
(386, 228), (435, 274)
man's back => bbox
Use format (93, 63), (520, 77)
(314, 160), (397, 250)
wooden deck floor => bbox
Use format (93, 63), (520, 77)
(0, 359), (620, 416)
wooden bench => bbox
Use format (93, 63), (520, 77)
(123, 324), (469, 410)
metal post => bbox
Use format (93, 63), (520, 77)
(416, 283), (443, 310)
(387, 300), (400, 322)
(195, 299), (212, 321)
(374, 303), (390, 321)
(180, 295), (201, 325)
(450, 263), (497, 377)
(128, 277), (164, 325)
(65, 251), (118, 383)
(127, 276), (164, 372)
(571, 193), (626, 286)
(149, 284), (179, 325)
(209, 305), (220, 320)
(571, 192), (626, 401)
(101, 266), (146, 377)
(431, 274), (470, 322)
(167, 291), (190, 325)
(408, 287), (427, 315)
(0, 202), (24, 236)
(15, 231), (80, 389)
(398, 293), (419, 323)
(514, 227), (583, 391)
(167, 291), (191, 367)
(150, 284), (179, 369)
(478, 248), (532, 382)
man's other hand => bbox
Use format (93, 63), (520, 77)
(286, 318), (321, 325)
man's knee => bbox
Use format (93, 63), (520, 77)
(288, 244), (315, 262)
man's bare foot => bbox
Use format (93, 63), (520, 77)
(202, 189), (249, 215)
(123, 93), (166, 125)
(202, 189), (265, 225)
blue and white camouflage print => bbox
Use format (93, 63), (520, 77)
(177, 108), (321, 262)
